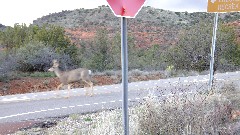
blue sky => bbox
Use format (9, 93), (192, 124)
(0, 0), (207, 27)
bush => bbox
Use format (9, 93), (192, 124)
(135, 94), (232, 134)
(166, 22), (240, 72)
(0, 53), (19, 82)
(14, 41), (73, 72)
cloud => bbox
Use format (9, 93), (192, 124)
(146, 0), (207, 12)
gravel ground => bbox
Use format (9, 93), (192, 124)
(11, 110), (119, 135)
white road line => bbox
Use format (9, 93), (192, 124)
(40, 110), (47, 112)
(0, 90), (203, 120)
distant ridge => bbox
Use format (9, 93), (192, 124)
(0, 23), (6, 30)
(31, 6), (240, 47)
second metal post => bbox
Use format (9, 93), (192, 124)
(209, 13), (219, 91)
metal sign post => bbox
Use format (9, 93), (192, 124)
(106, 1), (145, 134)
(209, 13), (219, 91)
(207, 0), (240, 90)
(121, 17), (129, 135)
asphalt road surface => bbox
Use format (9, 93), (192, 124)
(0, 71), (240, 132)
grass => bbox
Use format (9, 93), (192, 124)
(29, 72), (56, 78)
(17, 71), (56, 78)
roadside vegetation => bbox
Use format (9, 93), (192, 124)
(0, 20), (240, 82)
(1, 6), (240, 134)
(13, 82), (240, 134)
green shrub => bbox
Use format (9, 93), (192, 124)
(0, 53), (19, 82)
(15, 41), (73, 72)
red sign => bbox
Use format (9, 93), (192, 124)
(107, 0), (146, 18)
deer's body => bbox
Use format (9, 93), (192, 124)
(48, 60), (93, 97)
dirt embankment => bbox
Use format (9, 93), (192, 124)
(0, 74), (161, 96)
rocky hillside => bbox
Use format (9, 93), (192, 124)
(227, 20), (240, 43)
(33, 6), (240, 47)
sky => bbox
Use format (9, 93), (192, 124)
(0, 0), (207, 27)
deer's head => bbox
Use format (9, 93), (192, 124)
(48, 59), (59, 71)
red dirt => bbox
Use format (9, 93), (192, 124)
(0, 76), (114, 96)
(0, 74), (161, 96)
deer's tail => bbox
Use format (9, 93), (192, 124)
(88, 70), (92, 75)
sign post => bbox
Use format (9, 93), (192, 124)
(208, 13), (218, 91)
(107, 0), (145, 134)
(207, 0), (240, 90)
(121, 16), (128, 134)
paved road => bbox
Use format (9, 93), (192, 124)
(0, 71), (240, 131)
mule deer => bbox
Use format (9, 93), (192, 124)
(48, 60), (93, 97)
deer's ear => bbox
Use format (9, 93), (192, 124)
(54, 62), (59, 67)
(53, 59), (58, 63)
(53, 60), (59, 65)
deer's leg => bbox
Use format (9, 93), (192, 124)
(56, 83), (63, 96)
(83, 80), (89, 96)
(84, 80), (93, 96)
(66, 84), (72, 98)
(89, 81), (93, 96)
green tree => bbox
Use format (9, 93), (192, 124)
(34, 24), (71, 51)
(0, 26), (15, 52)
(167, 22), (212, 71)
(84, 28), (112, 71)
(166, 22), (240, 72)
(110, 32), (121, 70)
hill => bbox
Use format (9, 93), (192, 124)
(0, 23), (6, 30)
(32, 6), (240, 48)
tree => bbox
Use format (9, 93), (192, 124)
(166, 22), (240, 72)
(34, 24), (71, 51)
(83, 28), (112, 71)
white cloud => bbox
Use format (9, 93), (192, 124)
(146, 0), (207, 12)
